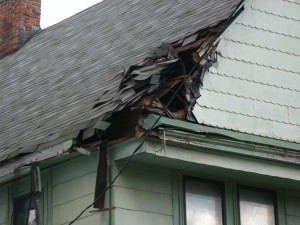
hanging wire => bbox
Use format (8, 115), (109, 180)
(68, 5), (244, 224)
(69, 46), (214, 225)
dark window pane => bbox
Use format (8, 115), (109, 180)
(239, 188), (275, 225)
(185, 179), (223, 225)
(13, 194), (36, 225)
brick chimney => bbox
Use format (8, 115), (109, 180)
(0, 0), (41, 58)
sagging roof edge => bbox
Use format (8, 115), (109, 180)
(0, 140), (73, 182)
(3, 109), (299, 182)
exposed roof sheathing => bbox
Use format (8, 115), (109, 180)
(0, 0), (241, 162)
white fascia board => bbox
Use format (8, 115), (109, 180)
(0, 140), (73, 183)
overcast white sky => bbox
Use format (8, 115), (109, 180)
(41, 0), (103, 28)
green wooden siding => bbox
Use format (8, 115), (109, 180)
(0, 151), (108, 225)
(108, 135), (300, 225)
(0, 145), (299, 225)
(110, 162), (173, 225)
(193, 0), (300, 143)
(109, 160), (300, 225)
(50, 151), (109, 225)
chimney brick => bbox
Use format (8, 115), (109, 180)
(0, 0), (41, 58)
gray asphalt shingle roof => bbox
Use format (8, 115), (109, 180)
(0, 0), (240, 162)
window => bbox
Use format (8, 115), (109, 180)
(183, 177), (277, 225)
(184, 178), (224, 225)
(238, 187), (276, 225)
(12, 165), (42, 225)
(13, 194), (37, 225)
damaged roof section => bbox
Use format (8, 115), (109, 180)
(91, 26), (229, 127)
(0, 0), (242, 164)
(83, 9), (244, 145)
(113, 32), (220, 122)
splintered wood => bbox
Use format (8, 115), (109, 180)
(86, 22), (226, 145)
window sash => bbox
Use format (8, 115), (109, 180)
(238, 186), (277, 225)
(184, 177), (224, 225)
(13, 193), (37, 225)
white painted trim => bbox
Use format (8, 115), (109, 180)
(0, 140), (73, 183)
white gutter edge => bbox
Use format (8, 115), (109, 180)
(0, 140), (73, 183)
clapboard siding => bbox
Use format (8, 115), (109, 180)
(111, 162), (173, 225)
(50, 153), (103, 225)
(0, 153), (105, 225)
(52, 172), (96, 207)
(1, 155), (300, 225)
(52, 154), (97, 186)
(112, 208), (173, 225)
(52, 193), (107, 225)
(111, 162), (172, 194)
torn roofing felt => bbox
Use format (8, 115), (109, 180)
(0, 0), (242, 164)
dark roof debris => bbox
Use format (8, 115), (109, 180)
(82, 20), (240, 146)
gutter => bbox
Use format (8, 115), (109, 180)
(0, 140), (73, 184)
(144, 114), (300, 152)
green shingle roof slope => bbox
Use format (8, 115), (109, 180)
(0, 0), (240, 162)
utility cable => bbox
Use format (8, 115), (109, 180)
(68, 5), (244, 224)
(69, 50), (211, 225)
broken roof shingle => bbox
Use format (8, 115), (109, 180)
(0, 0), (241, 162)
